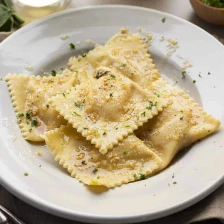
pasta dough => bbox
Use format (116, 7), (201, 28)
(49, 71), (168, 154)
(6, 69), (77, 141)
(68, 33), (160, 88)
(135, 76), (221, 171)
(44, 125), (162, 188)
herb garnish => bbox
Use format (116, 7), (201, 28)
(193, 80), (196, 83)
(173, 181), (177, 184)
(72, 111), (81, 117)
(182, 71), (186, 79)
(121, 63), (126, 67)
(162, 17), (166, 23)
(141, 111), (146, 116)
(146, 101), (157, 110)
(95, 70), (109, 79)
(208, 72), (211, 75)
(123, 151), (127, 155)
(69, 43), (75, 49)
(110, 74), (115, 79)
(25, 112), (31, 119)
(109, 93), (113, 97)
(75, 102), (84, 108)
(139, 173), (146, 180)
(82, 53), (87, 57)
(51, 70), (56, 76)
(24, 172), (28, 176)
(31, 119), (39, 127)
(18, 112), (24, 117)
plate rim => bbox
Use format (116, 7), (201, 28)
(0, 5), (224, 223)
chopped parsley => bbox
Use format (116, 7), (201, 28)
(25, 112), (31, 119)
(123, 151), (127, 155)
(18, 112), (24, 118)
(146, 101), (157, 110)
(69, 43), (75, 49)
(109, 93), (113, 97)
(72, 111), (81, 117)
(62, 92), (66, 97)
(139, 173), (146, 180)
(110, 74), (116, 79)
(24, 172), (28, 176)
(193, 80), (196, 83)
(83, 127), (88, 130)
(31, 119), (39, 127)
(199, 73), (202, 78)
(141, 111), (146, 116)
(182, 71), (186, 79)
(51, 70), (56, 76)
(92, 168), (98, 174)
(162, 17), (166, 23)
(74, 102), (84, 108)
(96, 70), (109, 79)
(173, 181), (177, 184)
(82, 53), (87, 57)
(121, 63), (126, 67)
(208, 72), (211, 75)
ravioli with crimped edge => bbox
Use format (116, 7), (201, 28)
(44, 124), (162, 188)
(5, 69), (77, 141)
(48, 70), (169, 154)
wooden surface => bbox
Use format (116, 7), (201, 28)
(0, 0), (224, 224)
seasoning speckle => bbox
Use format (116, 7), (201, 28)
(51, 70), (56, 76)
(69, 43), (75, 49)
(60, 34), (69, 40)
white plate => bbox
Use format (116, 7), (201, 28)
(0, 5), (224, 224)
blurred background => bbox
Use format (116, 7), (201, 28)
(0, 0), (224, 43)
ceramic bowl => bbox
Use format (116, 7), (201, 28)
(190, 0), (224, 25)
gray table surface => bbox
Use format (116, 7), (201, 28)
(0, 0), (224, 224)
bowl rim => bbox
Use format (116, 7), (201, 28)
(193, 0), (224, 11)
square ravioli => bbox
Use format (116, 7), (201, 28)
(44, 125), (162, 188)
(135, 80), (221, 171)
(5, 69), (77, 141)
(49, 71), (169, 154)
(68, 33), (160, 88)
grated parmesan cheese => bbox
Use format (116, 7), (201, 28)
(166, 39), (179, 56)
(7, 134), (16, 142)
(60, 34), (69, 40)
(24, 63), (34, 72)
(0, 118), (16, 127)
